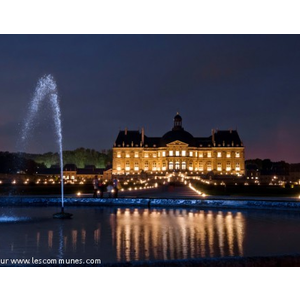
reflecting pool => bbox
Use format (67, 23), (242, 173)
(0, 206), (300, 265)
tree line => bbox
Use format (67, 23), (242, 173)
(0, 148), (112, 174)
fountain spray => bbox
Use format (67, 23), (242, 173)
(21, 75), (72, 219)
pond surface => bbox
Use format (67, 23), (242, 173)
(0, 206), (300, 265)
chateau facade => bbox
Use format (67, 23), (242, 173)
(112, 114), (245, 176)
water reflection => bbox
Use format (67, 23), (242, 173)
(0, 207), (248, 263)
(113, 208), (245, 262)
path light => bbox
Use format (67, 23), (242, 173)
(77, 192), (81, 196)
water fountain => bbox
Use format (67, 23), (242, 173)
(21, 75), (72, 219)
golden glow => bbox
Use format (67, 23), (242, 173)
(94, 228), (100, 245)
(113, 208), (245, 261)
(113, 136), (244, 175)
(225, 213), (234, 256)
(48, 230), (53, 249)
(72, 230), (78, 251)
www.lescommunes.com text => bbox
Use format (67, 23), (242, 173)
(0, 257), (101, 265)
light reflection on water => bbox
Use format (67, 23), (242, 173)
(1, 206), (300, 264)
(113, 208), (245, 262)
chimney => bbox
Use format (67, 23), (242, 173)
(141, 127), (145, 145)
(125, 127), (128, 135)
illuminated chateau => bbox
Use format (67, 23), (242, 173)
(112, 113), (245, 177)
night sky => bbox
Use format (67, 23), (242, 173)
(1, 35), (300, 162)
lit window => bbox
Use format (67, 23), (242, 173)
(152, 162), (157, 171)
(182, 162), (186, 170)
(207, 152), (212, 158)
(189, 151), (193, 157)
(169, 150), (173, 156)
(144, 161), (149, 171)
(169, 162), (174, 170)
(134, 152), (139, 158)
(182, 150), (186, 156)
(144, 153), (149, 158)
(217, 152), (222, 158)
(199, 152), (203, 158)
(125, 152), (130, 158)
(236, 162), (240, 171)
(226, 162), (231, 171)
(125, 162), (130, 171)
(207, 162), (212, 171)
(162, 162), (166, 171)
(175, 151), (180, 156)
(162, 151), (166, 157)
(217, 162), (222, 171)
(117, 152), (121, 158)
(226, 152), (231, 158)
(134, 162), (139, 171)
(199, 164), (203, 171)
(153, 153), (157, 158)
(236, 152), (240, 158)
(117, 165), (121, 171)
(189, 163), (193, 171)
(175, 162), (180, 169)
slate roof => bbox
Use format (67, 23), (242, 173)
(213, 130), (242, 147)
(114, 129), (243, 148)
(115, 131), (142, 147)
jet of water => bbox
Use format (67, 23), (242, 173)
(21, 75), (64, 209)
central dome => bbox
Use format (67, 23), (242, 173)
(162, 129), (194, 145)
(161, 113), (195, 145)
